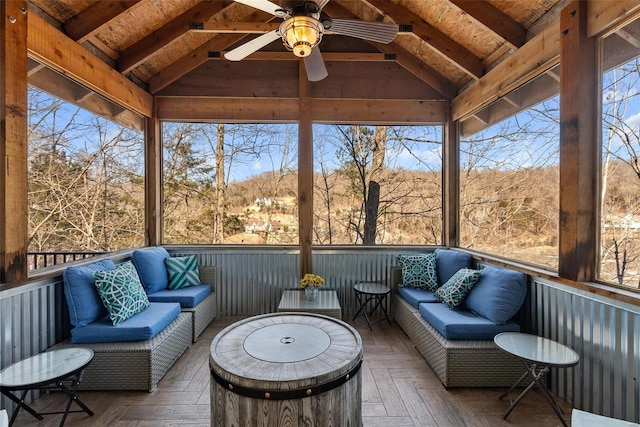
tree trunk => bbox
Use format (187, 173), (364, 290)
(363, 126), (386, 245)
(214, 123), (225, 243)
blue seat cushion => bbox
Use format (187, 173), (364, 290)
(63, 259), (116, 327)
(418, 302), (520, 341)
(147, 284), (211, 308)
(397, 286), (438, 309)
(435, 249), (472, 286)
(464, 266), (528, 324)
(131, 247), (170, 294)
(70, 302), (181, 344)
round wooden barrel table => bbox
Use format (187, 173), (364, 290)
(210, 312), (363, 427)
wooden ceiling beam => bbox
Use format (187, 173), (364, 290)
(117, 1), (234, 74)
(450, 0), (526, 48)
(210, 51), (391, 61)
(367, 0), (485, 79)
(156, 97), (447, 124)
(64, 1), (141, 43)
(452, 20), (560, 121)
(195, 22), (279, 33)
(28, 13), (153, 117)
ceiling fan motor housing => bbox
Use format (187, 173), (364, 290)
(279, 15), (324, 57)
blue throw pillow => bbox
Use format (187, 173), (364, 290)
(434, 268), (480, 309)
(397, 253), (438, 291)
(165, 255), (201, 290)
(464, 266), (528, 324)
(131, 247), (170, 294)
(92, 261), (150, 326)
(435, 249), (472, 286)
(63, 259), (116, 327)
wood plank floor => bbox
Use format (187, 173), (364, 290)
(9, 316), (573, 426)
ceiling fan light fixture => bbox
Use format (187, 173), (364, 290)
(280, 16), (323, 58)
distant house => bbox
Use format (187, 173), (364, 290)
(244, 220), (283, 233)
(254, 197), (285, 209)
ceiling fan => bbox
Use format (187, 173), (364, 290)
(225, 0), (398, 82)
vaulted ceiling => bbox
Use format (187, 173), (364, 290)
(26, 0), (568, 129)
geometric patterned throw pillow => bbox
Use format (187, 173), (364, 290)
(165, 255), (201, 290)
(397, 253), (438, 291)
(435, 268), (480, 309)
(92, 261), (150, 326)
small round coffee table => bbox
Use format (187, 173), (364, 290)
(0, 347), (94, 426)
(494, 332), (579, 427)
(352, 282), (392, 330)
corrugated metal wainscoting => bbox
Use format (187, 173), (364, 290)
(171, 246), (407, 317)
(529, 278), (640, 423)
(0, 277), (68, 413)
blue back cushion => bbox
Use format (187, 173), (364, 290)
(63, 259), (116, 327)
(131, 247), (170, 294)
(70, 302), (180, 344)
(397, 286), (438, 309)
(147, 284), (211, 308)
(419, 302), (520, 340)
(464, 266), (528, 324)
(435, 249), (471, 286)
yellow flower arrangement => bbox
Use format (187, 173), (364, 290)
(300, 273), (324, 288)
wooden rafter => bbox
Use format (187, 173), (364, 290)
(320, 1), (456, 98)
(28, 13), (153, 117)
(452, 20), (560, 121)
(369, 42), (456, 99)
(64, 1), (142, 43)
(149, 33), (254, 94)
(117, 1), (234, 74)
(450, 0), (526, 49)
(147, 9), (273, 94)
(367, 0), (485, 79)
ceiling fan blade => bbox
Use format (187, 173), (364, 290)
(327, 19), (398, 44)
(303, 47), (328, 82)
(232, 0), (281, 16)
(224, 30), (281, 61)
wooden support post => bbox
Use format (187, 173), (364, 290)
(443, 116), (459, 247)
(298, 62), (313, 277)
(145, 101), (162, 246)
(558, 0), (598, 282)
(0, 1), (28, 284)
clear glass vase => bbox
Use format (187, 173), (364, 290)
(304, 287), (318, 301)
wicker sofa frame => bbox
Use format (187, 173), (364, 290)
(390, 266), (529, 388)
(52, 312), (192, 392)
(190, 266), (218, 342)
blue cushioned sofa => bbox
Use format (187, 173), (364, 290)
(391, 249), (530, 388)
(53, 249), (217, 392)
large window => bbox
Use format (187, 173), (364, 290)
(28, 87), (145, 268)
(312, 125), (443, 245)
(459, 68), (560, 269)
(601, 19), (640, 288)
(161, 122), (442, 246)
(162, 123), (298, 244)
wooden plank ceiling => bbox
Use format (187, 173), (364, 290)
(25, 0), (567, 128)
